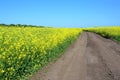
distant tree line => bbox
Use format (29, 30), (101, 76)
(0, 23), (47, 28)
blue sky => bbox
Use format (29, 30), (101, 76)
(0, 0), (120, 27)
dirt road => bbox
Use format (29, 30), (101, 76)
(31, 32), (120, 80)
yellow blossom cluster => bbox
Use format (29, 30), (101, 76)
(84, 26), (120, 41)
(0, 27), (82, 79)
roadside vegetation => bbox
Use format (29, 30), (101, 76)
(0, 26), (82, 80)
(0, 24), (120, 80)
(84, 26), (120, 41)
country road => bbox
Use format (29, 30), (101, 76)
(31, 32), (120, 80)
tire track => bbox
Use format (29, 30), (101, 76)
(31, 32), (120, 80)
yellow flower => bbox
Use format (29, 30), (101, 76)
(0, 70), (5, 73)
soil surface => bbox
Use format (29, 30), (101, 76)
(31, 32), (120, 80)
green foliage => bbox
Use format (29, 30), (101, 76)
(0, 23), (46, 28)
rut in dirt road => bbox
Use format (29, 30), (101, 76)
(31, 32), (120, 80)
